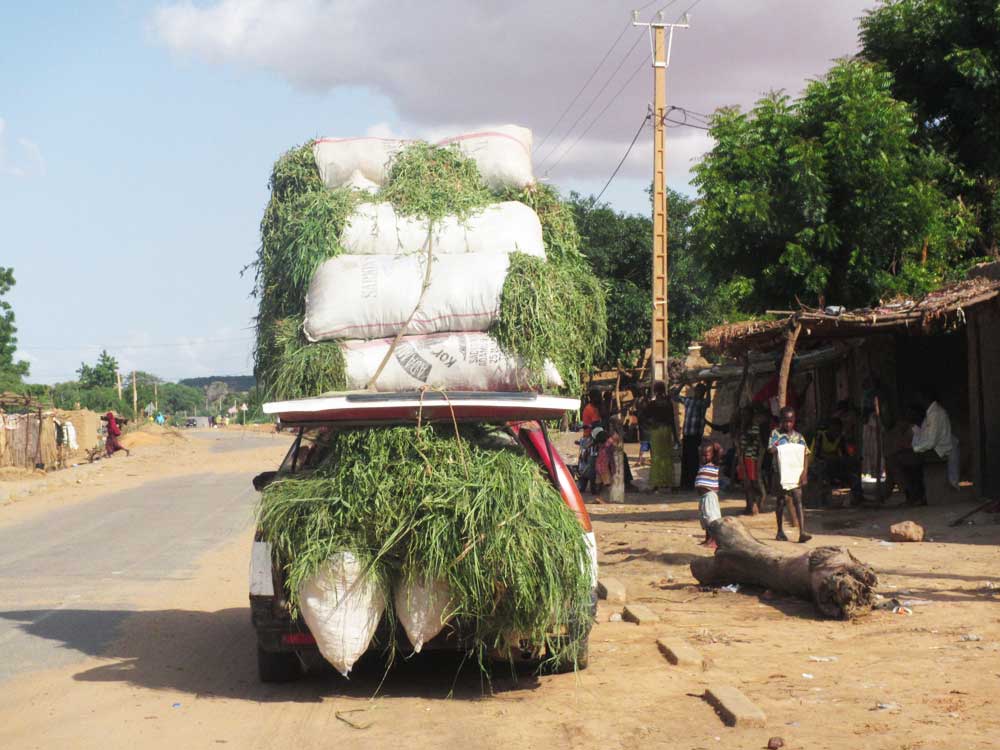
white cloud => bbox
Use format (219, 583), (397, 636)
(152, 0), (876, 186)
(0, 117), (46, 178)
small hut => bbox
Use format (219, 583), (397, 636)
(699, 270), (1000, 501)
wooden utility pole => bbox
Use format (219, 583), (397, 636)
(132, 370), (138, 422)
(633, 11), (689, 385)
(116, 370), (123, 401)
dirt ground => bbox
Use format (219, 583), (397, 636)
(2, 432), (999, 749)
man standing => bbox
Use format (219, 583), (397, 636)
(891, 390), (951, 506)
(673, 382), (711, 489)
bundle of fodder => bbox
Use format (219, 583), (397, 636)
(251, 127), (606, 401)
(257, 424), (593, 674)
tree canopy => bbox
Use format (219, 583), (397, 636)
(77, 350), (120, 389)
(692, 59), (977, 311)
(0, 267), (29, 387)
(861, 0), (1000, 253)
(571, 188), (741, 366)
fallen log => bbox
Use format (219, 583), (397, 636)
(691, 517), (878, 619)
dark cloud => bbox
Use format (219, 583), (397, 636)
(154, 0), (877, 183)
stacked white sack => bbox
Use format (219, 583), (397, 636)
(340, 201), (545, 258)
(339, 333), (564, 392)
(304, 253), (509, 342)
(313, 125), (534, 192)
(297, 551), (386, 677)
(394, 577), (452, 653)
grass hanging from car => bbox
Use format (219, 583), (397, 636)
(256, 424), (593, 670)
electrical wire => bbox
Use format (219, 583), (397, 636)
(19, 336), (255, 352)
(544, 51), (650, 176)
(594, 114), (651, 203)
(536, 0), (681, 170)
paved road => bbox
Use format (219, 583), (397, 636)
(0, 432), (269, 683)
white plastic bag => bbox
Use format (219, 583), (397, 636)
(340, 333), (564, 391)
(394, 577), (452, 653)
(436, 125), (534, 190)
(304, 253), (509, 341)
(297, 551), (386, 677)
(777, 443), (807, 490)
(313, 137), (407, 190)
(340, 201), (545, 257)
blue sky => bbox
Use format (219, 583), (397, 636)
(1, 1), (872, 384)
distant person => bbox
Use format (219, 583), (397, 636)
(155, 412), (165, 426)
(737, 404), (765, 515)
(810, 417), (863, 505)
(581, 391), (601, 437)
(104, 412), (131, 458)
(577, 426), (605, 494)
(889, 389), (952, 507)
(672, 382), (711, 489)
(640, 381), (676, 492)
(768, 407), (811, 543)
(695, 442), (723, 547)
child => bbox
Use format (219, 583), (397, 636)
(768, 406), (812, 543)
(577, 426), (605, 494)
(738, 405), (764, 515)
(695, 442), (723, 546)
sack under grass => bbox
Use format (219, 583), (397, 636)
(256, 424), (593, 670)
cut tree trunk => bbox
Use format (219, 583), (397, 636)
(691, 517), (877, 619)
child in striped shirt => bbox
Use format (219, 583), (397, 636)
(695, 442), (723, 546)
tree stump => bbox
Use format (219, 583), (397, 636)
(690, 517), (878, 619)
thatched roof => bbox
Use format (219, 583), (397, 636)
(702, 276), (1000, 356)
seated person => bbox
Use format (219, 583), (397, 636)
(809, 417), (863, 504)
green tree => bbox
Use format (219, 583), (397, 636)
(77, 350), (119, 389)
(692, 60), (977, 311)
(0, 267), (29, 387)
(861, 0), (1000, 253)
(571, 189), (739, 365)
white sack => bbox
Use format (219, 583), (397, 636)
(394, 577), (452, 653)
(776, 443), (807, 490)
(340, 201), (545, 257)
(312, 126), (534, 191)
(437, 125), (534, 190)
(340, 333), (564, 392)
(304, 253), (509, 341)
(313, 137), (406, 190)
(298, 551), (386, 677)
(344, 169), (379, 193)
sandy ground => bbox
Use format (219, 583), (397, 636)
(2, 431), (999, 749)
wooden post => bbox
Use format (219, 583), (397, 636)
(116, 370), (123, 401)
(132, 370), (138, 422)
(651, 24), (669, 385)
(608, 417), (625, 504)
(777, 322), (802, 408)
(154, 381), (158, 412)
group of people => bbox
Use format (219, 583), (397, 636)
(579, 373), (957, 545)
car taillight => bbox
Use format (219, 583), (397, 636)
(281, 632), (316, 645)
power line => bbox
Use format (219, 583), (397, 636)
(534, 25), (630, 155)
(544, 51), (650, 176)
(594, 114), (651, 203)
(536, 33), (647, 169)
(536, 0), (682, 171)
(675, 0), (706, 22)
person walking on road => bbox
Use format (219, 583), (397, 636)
(104, 412), (131, 458)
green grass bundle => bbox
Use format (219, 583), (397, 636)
(255, 317), (347, 401)
(257, 424), (593, 669)
(499, 183), (583, 262)
(377, 142), (493, 220)
(491, 253), (607, 394)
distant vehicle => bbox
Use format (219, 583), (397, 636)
(185, 418), (198, 428)
(249, 391), (597, 682)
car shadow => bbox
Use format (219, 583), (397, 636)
(0, 607), (545, 702)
